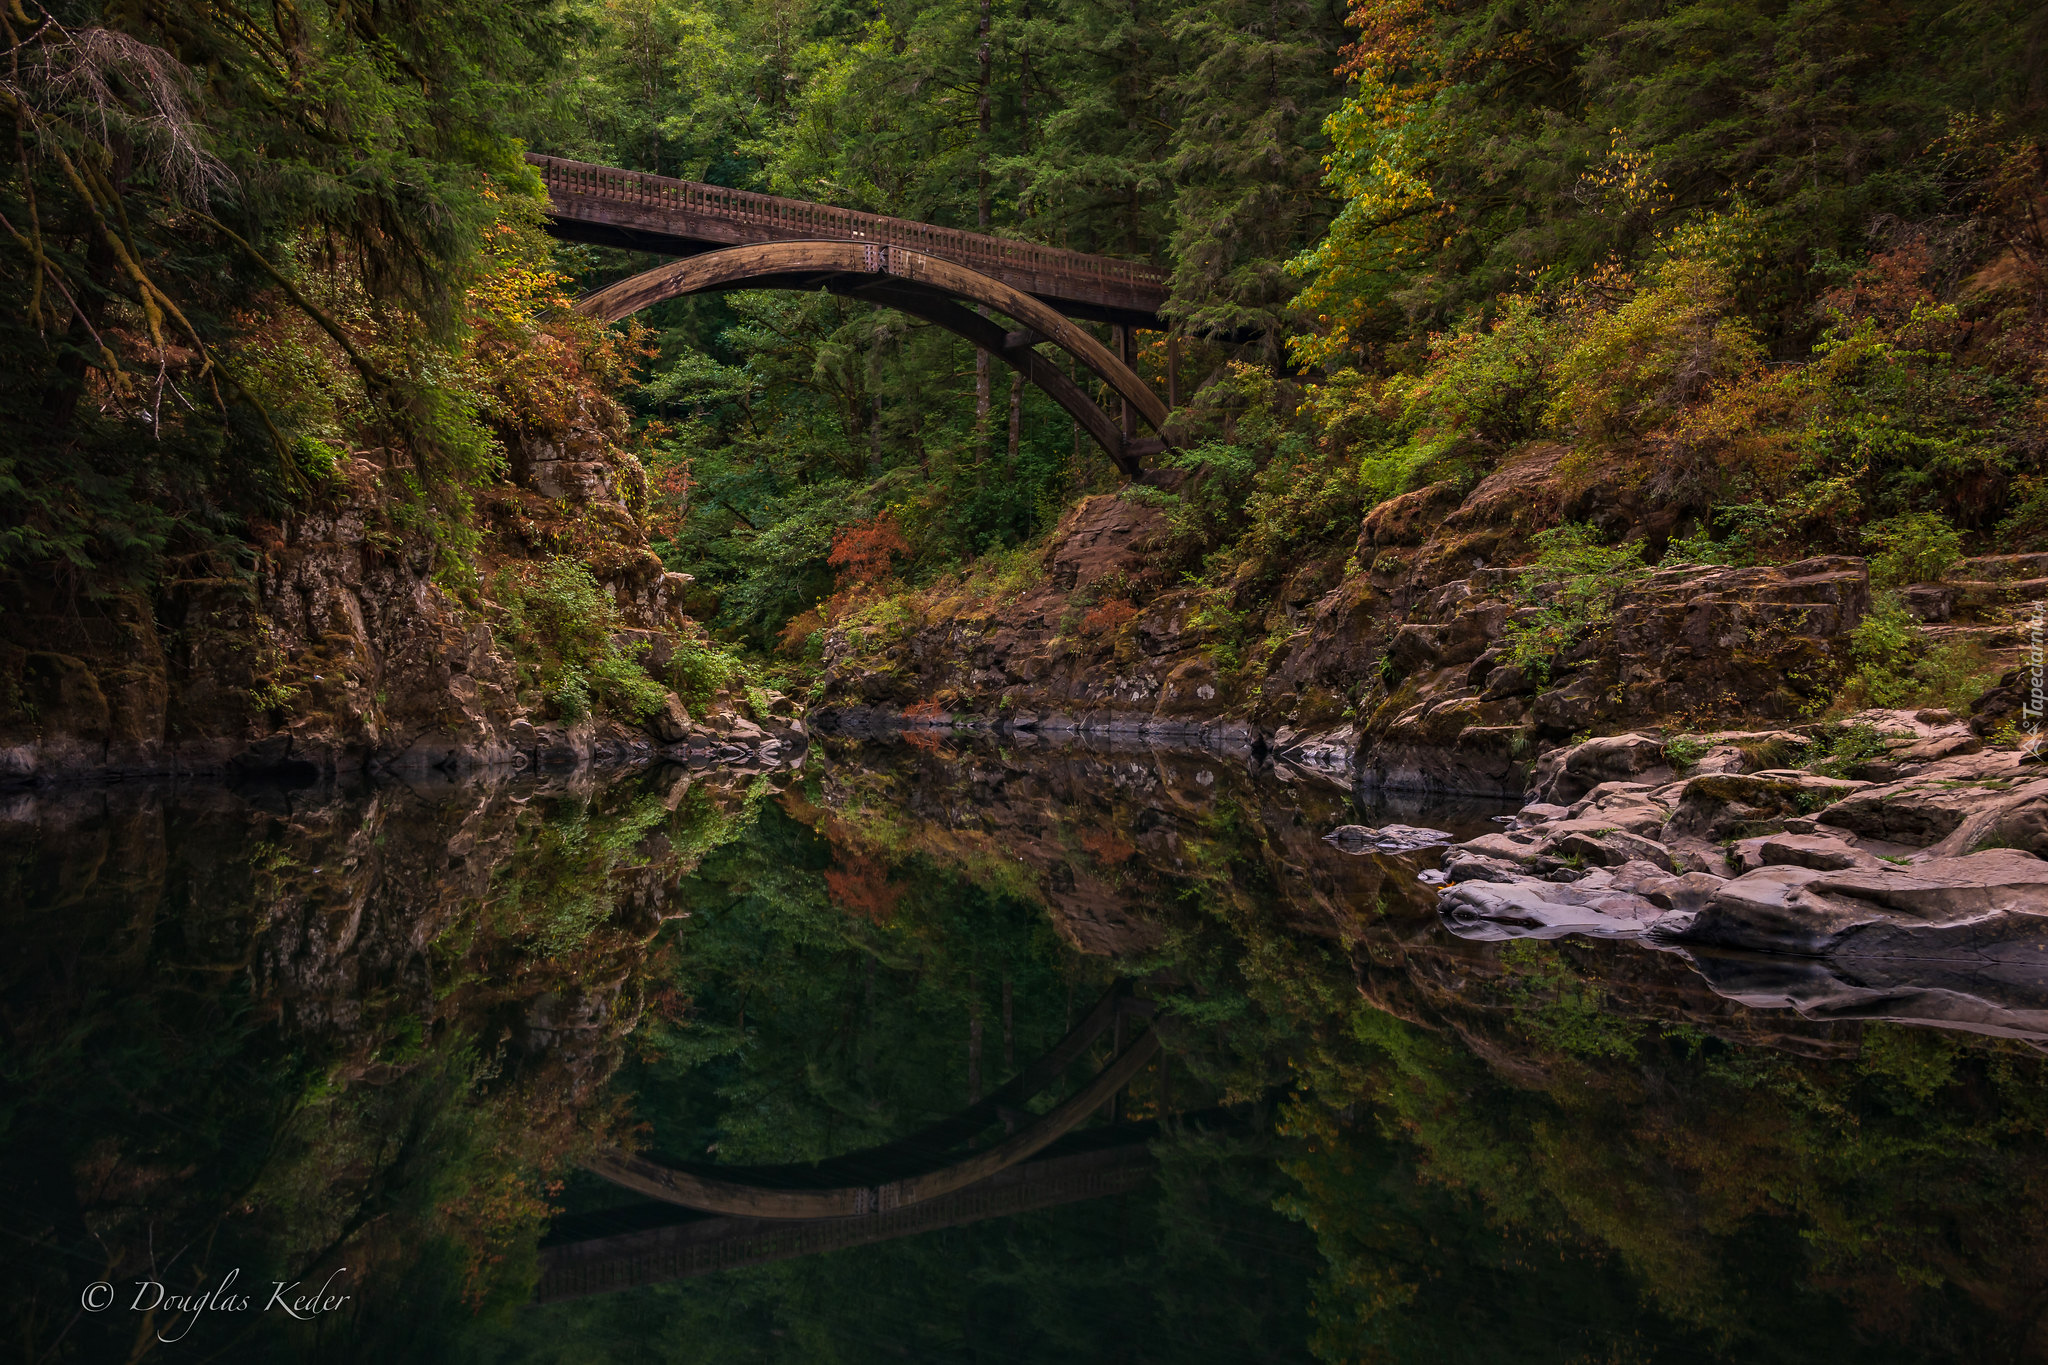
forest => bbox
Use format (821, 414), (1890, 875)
(4, 0), (2042, 724)
(6, 5), (2048, 1357)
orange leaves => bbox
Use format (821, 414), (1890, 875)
(1080, 598), (1139, 636)
(776, 607), (826, 655)
(817, 510), (914, 627)
(1079, 827), (1136, 866)
(898, 699), (949, 751)
(823, 851), (907, 924)
(1819, 240), (1938, 331)
(828, 510), (910, 589)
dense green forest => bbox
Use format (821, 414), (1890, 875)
(1, 0), (2043, 682)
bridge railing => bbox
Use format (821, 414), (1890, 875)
(529, 154), (1169, 300)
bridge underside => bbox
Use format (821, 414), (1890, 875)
(577, 242), (1174, 475)
(548, 216), (1161, 330)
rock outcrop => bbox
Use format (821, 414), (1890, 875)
(1426, 719), (2048, 1036)
(1, 401), (801, 783)
(816, 450), (2034, 797)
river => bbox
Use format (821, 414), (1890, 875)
(5, 737), (2043, 1362)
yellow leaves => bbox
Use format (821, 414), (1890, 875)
(1288, 21), (1463, 367)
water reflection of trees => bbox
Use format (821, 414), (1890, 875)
(0, 769), (768, 1361)
(11, 742), (2048, 1361)
(779, 738), (2048, 1363)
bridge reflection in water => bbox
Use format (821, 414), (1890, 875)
(538, 1128), (1159, 1300)
(541, 983), (1174, 1300)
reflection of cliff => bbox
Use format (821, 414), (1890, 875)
(808, 734), (1459, 958)
(0, 765), (773, 1362)
(806, 735), (1873, 1057)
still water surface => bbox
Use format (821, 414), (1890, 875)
(5, 736), (2044, 1363)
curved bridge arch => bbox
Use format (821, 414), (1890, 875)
(584, 983), (1159, 1220)
(579, 242), (1170, 477)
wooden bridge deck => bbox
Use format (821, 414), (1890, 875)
(530, 154), (1169, 326)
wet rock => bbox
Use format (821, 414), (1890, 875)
(1324, 823), (1455, 854)
(1679, 949), (2048, 1042)
(1815, 752), (2048, 856)
(1677, 849), (2048, 955)
(2, 427), (795, 782)
(647, 693), (693, 743)
(1438, 878), (1676, 941)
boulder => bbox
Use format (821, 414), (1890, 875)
(1660, 772), (1868, 846)
(1814, 754), (2048, 857)
(1540, 825), (1676, 872)
(1441, 848), (1529, 884)
(1728, 831), (1884, 874)
(1605, 860), (1726, 912)
(1324, 823), (1455, 854)
(1677, 848), (2048, 955)
(647, 693), (693, 743)
(1526, 732), (1674, 805)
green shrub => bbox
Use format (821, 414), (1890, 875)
(1660, 527), (1741, 567)
(1547, 258), (1764, 445)
(1836, 591), (2001, 714)
(1502, 524), (1651, 682)
(1663, 735), (1712, 768)
(501, 558), (669, 721)
(1864, 513), (1963, 587)
(669, 636), (750, 707)
(1805, 721), (1893, 778)
(1843, 593), (1923, 705)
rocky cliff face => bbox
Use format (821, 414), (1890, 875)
(816, 452), (2037, 798)
(0, 398), (799, 784)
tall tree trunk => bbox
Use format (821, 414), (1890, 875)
(1008, 371), (1024, 458)
(974, 0), (994, 455)
(1001, 978), (1015, 1072)
(967, 973), (983, 1105)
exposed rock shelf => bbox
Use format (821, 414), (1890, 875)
(1426, 719), (2048, 1038)
(814, 471), (2040, 799)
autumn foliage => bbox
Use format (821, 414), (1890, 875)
(828, 512), (910, 589)
(1081, 599), (1140, 636)
(823, 851), (907, 924)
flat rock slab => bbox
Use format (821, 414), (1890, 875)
(1678, 849), (2048, 956)
(1324, 823), (1455, 854)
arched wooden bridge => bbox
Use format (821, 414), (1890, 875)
(532, 154), (1179, 475)
(580, 981), (1158, 1220)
